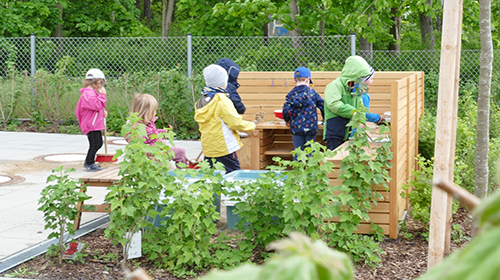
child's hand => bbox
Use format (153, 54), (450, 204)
(103, 110), (108, 118)
(98, 87), (107, 95)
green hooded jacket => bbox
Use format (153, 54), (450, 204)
(323, 55), (371, 140)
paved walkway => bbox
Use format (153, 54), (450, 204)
(0, 131), (202, 270)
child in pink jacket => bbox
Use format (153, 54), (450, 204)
(75, 68), (107, 172)
(128, 93), (189, 168)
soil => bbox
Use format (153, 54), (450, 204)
(0, 206), (472, 280)
(0, 124), (473, 280)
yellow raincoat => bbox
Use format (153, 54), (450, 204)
(195, 92), (255, 158)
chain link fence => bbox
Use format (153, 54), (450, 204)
(0, 35), (497, 83)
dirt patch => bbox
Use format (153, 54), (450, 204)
(0, 209), (472, 280)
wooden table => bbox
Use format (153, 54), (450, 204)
(74, 165), (121, 230)
(238, 121), (323, 170)
(237, 121), (386, 170)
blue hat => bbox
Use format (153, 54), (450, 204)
(294, 67), (313, 84)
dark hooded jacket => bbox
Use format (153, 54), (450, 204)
(282, 85), (324, 136)
(216, 58), (246, 114)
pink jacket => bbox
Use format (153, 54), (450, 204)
(75, 87), (107, 135)
(144, 117), (166, 146)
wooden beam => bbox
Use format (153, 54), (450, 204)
(428, 0), (463, 268)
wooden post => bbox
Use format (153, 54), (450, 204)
(428, 0), (463, 268)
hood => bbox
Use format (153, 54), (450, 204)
(216, 58), (240, 86)
(339, 56), (372, 82)
(286, 85), (311, 108)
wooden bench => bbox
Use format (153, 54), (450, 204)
(235, 71), (425, 238)
(74, 165), (121, 230)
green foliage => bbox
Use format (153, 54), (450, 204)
(105, 115), (233, 277)
(418, 190), (500, 280)
(32, 59), (78, 127)
(102, 112), (390, 275)
(0, 42), (31, 126)
(106, 69), (204, 138)
(37, 166), (93, 263)
(401, 156), (434, 226)
(3, 266), (39, 278)
(326, 110), (392, 265)
(228, 142), (338, 253)
(401, 156), (462, 228)
(0, 68), (202, 138)
(201, 232), (354, 280)
(104, 114), (177, 261)
(417, 86), (500, 193)
(0, 0), (151, 37)
(0, 0), (62, 37)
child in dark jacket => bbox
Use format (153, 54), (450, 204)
(282, 67), (324, 158)
(216, 58), (246, 114)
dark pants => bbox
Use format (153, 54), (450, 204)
(205, 152), (241, 214)
(326, 138), (345, 151)
(292, 134), (316, 160)
(85, 130), (103, 165)
(205, 152), (241, 174)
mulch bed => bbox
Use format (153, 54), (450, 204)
(1, 209), (472, 280)
(0, 124), (473, 279)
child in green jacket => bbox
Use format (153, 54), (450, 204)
(323, 56), (384, 150)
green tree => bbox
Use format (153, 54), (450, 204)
(0, 0), (62, 36)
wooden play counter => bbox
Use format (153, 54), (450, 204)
(236, 71), (425, 238)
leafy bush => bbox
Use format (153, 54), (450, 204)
(1, 67), (203, 138)
(38, 167), (93, 263)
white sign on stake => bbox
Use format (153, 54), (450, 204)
(124, 231), (142, 260)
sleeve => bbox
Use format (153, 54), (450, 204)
(282, 94), (292, 123)
(324, 82), (356, 119)
(362, 94), (381, 123)
(312, 89), (325, 120)
(219, 95), (256, 131)
(227, 84), (246, 114)
(80, 90), (107, 111)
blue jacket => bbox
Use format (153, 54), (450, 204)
(216, 58), (246, 114)
(362, 93), (382, 123)
(282, 85), (324, 136)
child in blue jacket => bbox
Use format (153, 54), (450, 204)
(282, 67), (324, 158)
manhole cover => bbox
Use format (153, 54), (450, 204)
(34, 153), (86, 163)
(0, 174), (25, 186)
(109, 139), (127, 146)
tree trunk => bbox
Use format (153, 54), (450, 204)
(144, 0), (151, 26)
(136, 0), (141, 12)
(162, 0), (167, 37)
(263, 22), (269, 45)
(419, 0), (436, 49)
(289, 0), (303, 49)
(388, 6), (401, 54)
(473, 0), (493, 235)
(359, 35), (373, 60)
(162, 0), (175, 37)
(436, 0), (443, 31)
(54, 3), (63, 37)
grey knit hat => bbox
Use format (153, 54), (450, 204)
(203, 64), (228, 88)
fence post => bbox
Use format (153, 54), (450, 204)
(187, 33), (192, 79)
(350, 33), (356, 56)
(30, 33), (36, 110)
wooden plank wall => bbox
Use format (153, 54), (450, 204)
(237, 71), (424, 238)
(239, 71), (399, 122)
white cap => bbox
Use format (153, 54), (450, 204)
(203, 65), (228, 88)
(85, 68), (106, 81)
